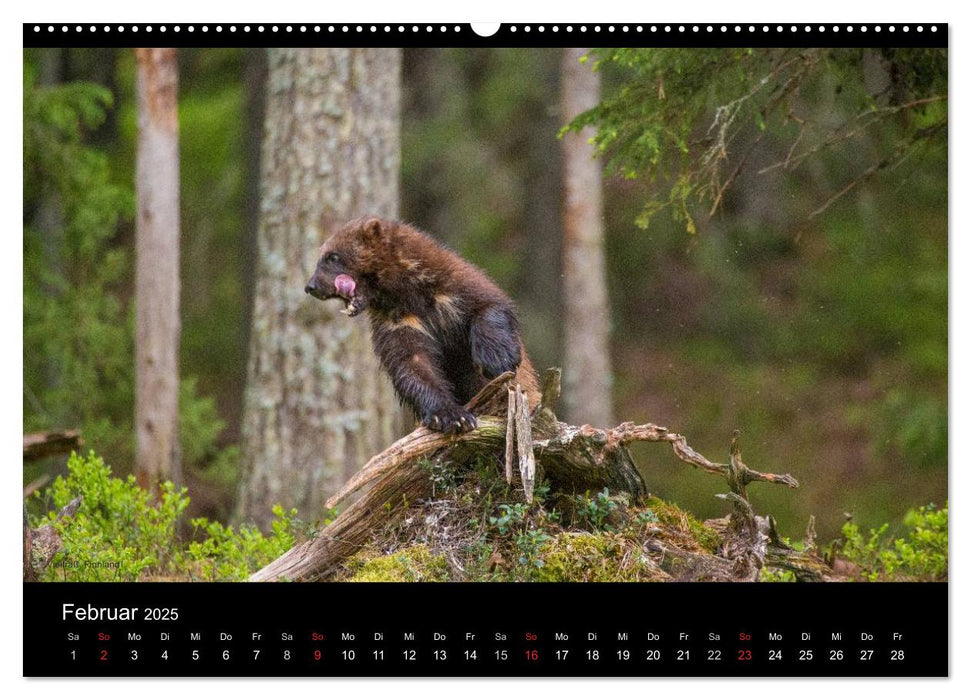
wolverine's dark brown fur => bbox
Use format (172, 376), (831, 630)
(305, 217), (540, 434)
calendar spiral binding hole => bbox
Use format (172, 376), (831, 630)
(32, 23), (941, 35)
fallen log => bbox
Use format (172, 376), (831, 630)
(23, 430), (83, 462)
(251, 368), (803, 582)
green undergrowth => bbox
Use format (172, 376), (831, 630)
(29, 450), (946, 583)
(29, 451), (302, 581)
(834, 503), (948, 582)
(757, 503), (948, 583)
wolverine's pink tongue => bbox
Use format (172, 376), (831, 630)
(334, 274), (356, 298)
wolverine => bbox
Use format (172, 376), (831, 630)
(305, 217), (540, 435)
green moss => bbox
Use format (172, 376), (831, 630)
(534, 532), (667, 582)
(760, 568), (797, 582)
(345, 545), (449, 582)
(644, 497), (722, 554)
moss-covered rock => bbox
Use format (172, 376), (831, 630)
(345, 545), (449, 582)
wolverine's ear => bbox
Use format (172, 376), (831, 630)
(360, 217), (387, 246)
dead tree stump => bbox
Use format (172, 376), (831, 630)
(251, 369), (803, 582)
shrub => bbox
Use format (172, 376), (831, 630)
(839, 503), (947, 581)
(35, 451), (188, 581)
(32, 450), (299, 582)
(180, 504), (298, 581)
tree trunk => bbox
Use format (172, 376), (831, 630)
(134, 48), (182, 489)
(236, 48), (402, 530)
(560, 48), (613, 428)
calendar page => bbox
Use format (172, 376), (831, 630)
(22, 20), (948, 678)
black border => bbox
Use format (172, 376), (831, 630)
(24, 23), (947, 49)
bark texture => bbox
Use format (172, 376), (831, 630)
(135, 47), (182, 489)
(560, 48), (613, 428)
(237, 49), (402, 530)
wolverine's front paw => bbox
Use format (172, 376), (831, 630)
(422, 406), (478, 435)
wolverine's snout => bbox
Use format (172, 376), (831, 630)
(305, 277), (327, 299)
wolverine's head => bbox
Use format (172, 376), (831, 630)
(304, 216), (398, 317)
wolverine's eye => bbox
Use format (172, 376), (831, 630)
(325, 252), (341, 265)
